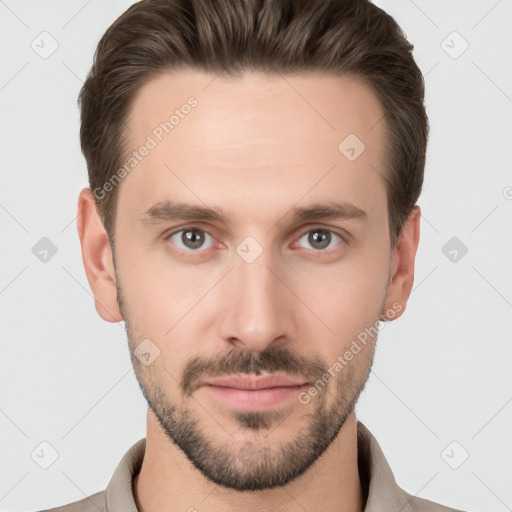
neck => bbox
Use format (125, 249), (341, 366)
(134, 409), (364, 512)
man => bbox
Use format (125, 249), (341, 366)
(44, 0), (464, 510)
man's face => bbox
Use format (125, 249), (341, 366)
(112, 69), (393, 490)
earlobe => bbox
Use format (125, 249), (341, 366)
(76, 188), (123, 323)
(381, 205), (421, 321)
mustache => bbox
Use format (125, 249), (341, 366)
(181, 345), (328, 396)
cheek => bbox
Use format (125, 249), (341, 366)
(115, 236), (195, 322)
(293, 247), (389, 355)
(116, 248), (218, 372)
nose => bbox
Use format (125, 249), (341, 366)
(218, 245), (296, 353)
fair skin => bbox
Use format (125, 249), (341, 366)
(77, 69), (420, 512)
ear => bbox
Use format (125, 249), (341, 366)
(76, 188), (123, 323)
(381, 205), (421, 321)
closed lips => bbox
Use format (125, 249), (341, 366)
(201, 374), (309, 390)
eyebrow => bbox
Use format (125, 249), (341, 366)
(140, 200), (367, 227)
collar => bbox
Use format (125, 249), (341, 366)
(357, 421), (413, 512)
(105, 421), (413, 512)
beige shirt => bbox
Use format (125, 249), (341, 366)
(41, 421), (463, 512)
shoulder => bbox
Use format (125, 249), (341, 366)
(36, 490), (106, 512)
(402, 489), (467, 512)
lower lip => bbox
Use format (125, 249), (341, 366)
(201, 384), (309, 411)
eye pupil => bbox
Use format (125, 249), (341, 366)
(183, 230), (204, 249)
(309, 230), (331, 249)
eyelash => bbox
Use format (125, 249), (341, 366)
(164, 225), (346, 257)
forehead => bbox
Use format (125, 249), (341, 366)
(118, 68), (388, 228)
(126, 68), (385, 150)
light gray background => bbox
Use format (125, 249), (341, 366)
(1, 0), (511, 511)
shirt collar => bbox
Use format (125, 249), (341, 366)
(357, 421), (413, 512)
(105, 420), (411, 512)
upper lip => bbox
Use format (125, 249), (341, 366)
(201, 374), (309, 390)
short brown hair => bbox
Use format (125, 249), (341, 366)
(79, 0), (428, 248)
